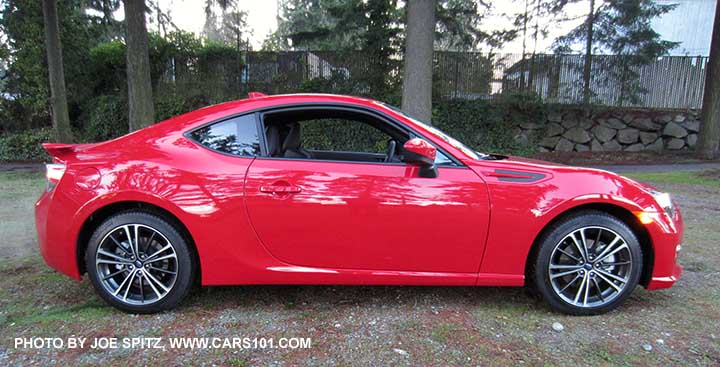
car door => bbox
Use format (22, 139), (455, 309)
(243, 106), (490, 273)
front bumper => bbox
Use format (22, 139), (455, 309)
(643, 210), (684, 290)
(647, 262), (683, 290)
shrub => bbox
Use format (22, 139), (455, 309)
(432, 92), (546, 156)
(0, 128), (54, 162)
(78, 94), (128, 143)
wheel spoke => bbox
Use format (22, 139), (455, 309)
(97, 259), (130, 266)
(139, 275), (144, 303)
(550, 264), (584, 270)
(133, 225), (140, 260)
(122, 273), (134, 301)
(557, 248), (582, 262)
(592, 277), (605, 302)
(109, 234), (132, 255)
(97, 249), (131, 263)
(146, 253), (176, 264)
(143, 231), (156, 255)
(599, 261), (631, 267)
(569, 233), (587, 261)
(595, 235), (621, 262)
(595, 271), (623, 292)
(123, 225), (137, 259)
(145, 270), (171, 293)
(143, 271), (163, 299)
(551, 268), (582, 279)
(573, 273), (588, 304)
(594, 228), (603, 253)
(148, 266), (177, 275)
(579, 228), (590, 261)
(596, 243), (629, 264)
(144, 244), (173, 262)
(102, 268), (126, 281)
(113, 269), (136, 296)
(559, 273), (583, 293)
(595, 268), (628, 284)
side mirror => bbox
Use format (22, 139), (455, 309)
(402, 138), (438, 178)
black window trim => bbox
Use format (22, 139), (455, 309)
(184, 102), (466, 168)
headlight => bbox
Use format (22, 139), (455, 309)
(651, 191), (675, 218)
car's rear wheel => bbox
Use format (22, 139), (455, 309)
(85, 211), (195, 313)
(531, 211), (643, 315)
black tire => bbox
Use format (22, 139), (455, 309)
(530, 210), (643, 315)
(85, 211), (195, 313)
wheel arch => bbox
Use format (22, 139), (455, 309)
(76, 201), (201, 281)
(524, 202), (654, 288)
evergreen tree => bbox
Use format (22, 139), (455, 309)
(554, 0), (678, 105)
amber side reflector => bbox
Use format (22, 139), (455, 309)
(635, 211), (654, 225)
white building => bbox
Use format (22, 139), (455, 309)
(652, 0), (717, 56)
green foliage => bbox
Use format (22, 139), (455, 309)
(433, 92), (546, 155)
(0, 0), (123, 131)
(155, 91), (207, 122)
(0, 128), (53, 162)
(301, 119), (389, 153)
(78, 95), (127, 142)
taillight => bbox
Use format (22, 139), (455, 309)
(45, 163), (66, 191)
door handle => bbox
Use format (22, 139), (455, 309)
(259, 185), (302, 194)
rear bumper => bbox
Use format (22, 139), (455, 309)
(35, 188), (82, 280)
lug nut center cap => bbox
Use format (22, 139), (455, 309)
(135, 260), (143, 268)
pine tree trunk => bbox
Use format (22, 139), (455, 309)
(124, 0), (155, 131)
(401, 0), (435, 123)
(42, 0), (73, 143)
(582, 0), (595, 105)
(697, 2), (720, 159)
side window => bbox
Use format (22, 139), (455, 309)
(190, 114), (260, 157)
(434, 151), (453, 165)
(301, 118), (388, 154)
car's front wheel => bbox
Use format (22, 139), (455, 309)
(85, 211), (195, 313)
(531, 211), (643, 315)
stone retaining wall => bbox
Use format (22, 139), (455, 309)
(517, 109), (700, 152)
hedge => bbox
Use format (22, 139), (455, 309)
(0, 93), (546, 162)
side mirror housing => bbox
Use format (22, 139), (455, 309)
(402, 138), (438, 178)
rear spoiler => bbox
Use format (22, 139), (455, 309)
(42, 143), (95, 161)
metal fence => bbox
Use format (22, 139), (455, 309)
(157, 51), (708, 109)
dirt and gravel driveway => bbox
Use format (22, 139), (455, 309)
(0, 170), (718, 366)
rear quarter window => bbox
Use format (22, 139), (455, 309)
(189, 114), (260, 156)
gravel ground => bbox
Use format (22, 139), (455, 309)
(0, 172), (718, 366)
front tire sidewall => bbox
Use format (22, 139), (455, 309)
(85, 212), (195, 314)
(534, 212), (643, 315)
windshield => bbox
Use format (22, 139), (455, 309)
(381, 104), (487, 160)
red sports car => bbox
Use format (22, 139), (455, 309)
(35, 93), (683, 314)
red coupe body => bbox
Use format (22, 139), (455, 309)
(35, 94), (682, 291)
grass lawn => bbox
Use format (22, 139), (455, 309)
(0, 172), (44, 259)
(0, 170), (718, 366)
(625, 170), (720, 189)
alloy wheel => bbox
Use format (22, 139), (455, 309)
(548, 226), (633, 308)
(95, 224), (178, 305)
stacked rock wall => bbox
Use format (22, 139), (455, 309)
(518, 109), (700, 152)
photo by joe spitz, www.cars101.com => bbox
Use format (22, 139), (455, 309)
(35, 92), (683, 315)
